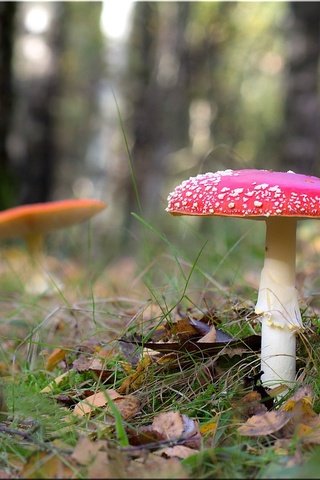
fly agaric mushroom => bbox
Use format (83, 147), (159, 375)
(0, 198), (106, 294)
(166, 169), (320, 387)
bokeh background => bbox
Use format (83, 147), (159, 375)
(1, 1), (320, 300)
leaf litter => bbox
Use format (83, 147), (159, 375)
(2, 285), (320, 478)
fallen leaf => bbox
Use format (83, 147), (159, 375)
(128, 411), (201, 450)
(238, 410), (292, 436)
(40, 371), (71, 393)
(152, 411), (185, 440)
(281, 385), (315, 423)
(73, 389), (140, 420)
(71, 436), (106, 465)
(170, 318), (200, 341)
(72, 356), (114, 382)
(236, 391), (268, 420)
(86, 451), (112, 479)
(128, 453), (188, 479)
(156, 445), (197, 459)
(73, 391), (110, 416)
(127, 426), (164, 446)
(238, 386), (320, 438)
(20, 452), (74, 479)
(45, 348), (67, 371)
(197, 325), (216, 343)
(199, 419), (218, 437)
(122, 334), (261, 356)
(115, 394), (140, 420)
(117, 355), (154, 394)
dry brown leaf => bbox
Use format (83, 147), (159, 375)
(86, 451), (112, 479)
(238, 385), (320, 438)
(156, 445), (197, 459)
(72, 356), (114, 382)
(114, 394), (140, 420)
(73, 389), (140, 420)
(20, 452), (74, 479)
(238, 410), (292, 436)
(73, 390), (119, 417)
(127, 411), (200, 450)
(236, 391), (268, 420)
(197, 325), (216, 343)
(127, 334), (261, 356)
(127, 425), (164, 446)
(71, 436), (106, 465)
(86, 449), (129, 479)
(45, 348), (67, 371)
(170, 318), (200, 341)
(152, 411), (185, 440)
(149, 412), (200, 448)
(128, 453), (188, 479)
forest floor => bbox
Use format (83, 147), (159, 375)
(1, 230), (320, 479)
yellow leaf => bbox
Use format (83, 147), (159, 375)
(117, 355), (153, 394)
(45, 348), (67, 371)
(200, 419), (218, 436)
(40, 371), (70, 393)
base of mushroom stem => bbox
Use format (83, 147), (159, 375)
(260, 321), (297, 389)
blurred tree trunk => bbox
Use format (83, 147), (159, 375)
(0, 2), (17, 208)
(122, 2), (191, 243)
(282, 2), (320, 175)
(15, 3), (66, 204)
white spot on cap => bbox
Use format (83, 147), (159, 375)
(228, 202), (235, 209)
(254, 200), (263, 207)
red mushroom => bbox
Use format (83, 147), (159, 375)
(166, 169), (320, 387)
(0, 198), (107, 294)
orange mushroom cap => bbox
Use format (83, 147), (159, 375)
(0, 199), (107, 239)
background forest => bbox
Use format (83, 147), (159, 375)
(1, 1), (319, 259)
(2, 2), (320, 478)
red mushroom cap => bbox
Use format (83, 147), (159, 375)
(0, 198), (107, 238)
(166, 169), (320, 219)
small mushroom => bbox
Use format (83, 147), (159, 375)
(0, 198), (107, 294)
(166, 168), (320, 387)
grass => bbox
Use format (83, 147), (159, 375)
(0, 216), (320, 478)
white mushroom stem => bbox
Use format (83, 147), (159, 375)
(24, 232), (60, 295)
(255, 217), (303, 387)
